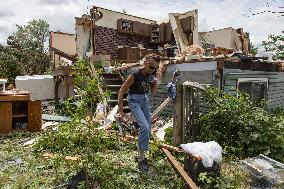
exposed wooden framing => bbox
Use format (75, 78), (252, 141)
(49, 47), (77, 63)
(173, 84), (183, 145)
(162, 148), (199, 189)
(52, 67), (74, 100)
(174, 81), (206, 144)
(182, 84), (187, 143)
(169, 10), (198, 54)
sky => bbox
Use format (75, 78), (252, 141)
(0, 0), (283, 47)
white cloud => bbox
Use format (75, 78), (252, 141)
(0, 0), (283, 46)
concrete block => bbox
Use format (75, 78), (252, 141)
(15, 75), (55, 100)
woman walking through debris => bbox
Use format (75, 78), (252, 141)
(117, 54), (163, 172)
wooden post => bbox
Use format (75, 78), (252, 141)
(64, 75), (69, 99)
(192, 88), (200, 140)
(182, 84), (187, 143)
(173, 84), (183, 145)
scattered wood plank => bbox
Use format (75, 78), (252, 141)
(151, 97), (171, 121)
(107, 130), (184, 153)
(162, 148), (199, 189)
(65, 156), (80, 161)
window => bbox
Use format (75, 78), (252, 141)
(237, 78), (268, 103)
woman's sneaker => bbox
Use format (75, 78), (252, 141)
(135, 157), (148, 165)
(138, 159), (148, 172)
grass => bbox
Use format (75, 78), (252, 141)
(0, 122), (251, 189)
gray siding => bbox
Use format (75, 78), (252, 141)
(150, 83), (173, 116)
(223, 69), (284, 109)
(161, 70), (214, 84)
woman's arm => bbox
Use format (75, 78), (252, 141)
(118, 74), (134, 115)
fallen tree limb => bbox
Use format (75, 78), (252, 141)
(162, 148), (199, 189)
(107, 130), (184, 153)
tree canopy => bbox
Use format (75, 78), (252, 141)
(262, 34), (284, 60)
(0, 19), (50, 83)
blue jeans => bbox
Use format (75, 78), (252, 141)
(128, 93), (151, 152)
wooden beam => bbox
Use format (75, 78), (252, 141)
(162, 148), (199, 189)
(107, 130), (184, 153)
(151, 97), (171, 121)
(173, 84), (183, 145)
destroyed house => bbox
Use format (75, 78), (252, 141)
(75, 6), (201, 61)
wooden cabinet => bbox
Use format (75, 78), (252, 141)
(151, 25), (160, 43)
(117, 19), (152, 37)
(0, 94), (41, 133)
(163, 22), (173, 43)
(118, 47), (140, 61)
(133, 21), (142, 35)
(118, 47), (131, 60)
(150, 23), (173, 44)
(141, 23), (151, 37)
(117, 19), (133, 33)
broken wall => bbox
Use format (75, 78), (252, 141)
(76, 7), (157, 59)
(198, 27), (250, 54)
(95, 7), (155, 29)
(199, 28), (234, 50)
(75, 17), (92, 58)
(50, 32), (76, 67)
(169, 9), (198, 53)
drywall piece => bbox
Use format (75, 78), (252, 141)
(42, 114), (71, 122)
(169, 9), (198, 54)
(15, 75), (55, 100)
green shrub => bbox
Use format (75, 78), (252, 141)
(199, 88), (284, 162)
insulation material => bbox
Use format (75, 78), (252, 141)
(155, 119), (173, 141)
(181, 141), (222, 167)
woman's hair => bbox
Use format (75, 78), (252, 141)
(145, 54), (161, 63)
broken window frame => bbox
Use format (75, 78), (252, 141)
(237, 78), (269, 104)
